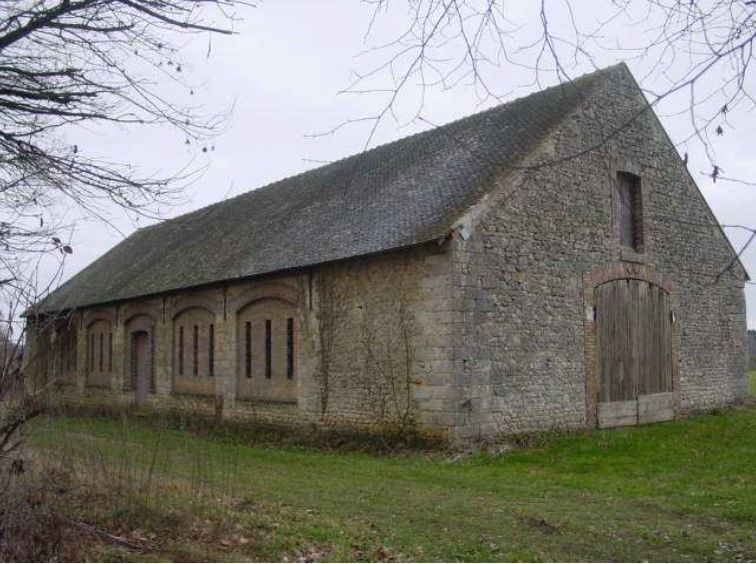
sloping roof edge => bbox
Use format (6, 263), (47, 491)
(31, 65), (627, 315)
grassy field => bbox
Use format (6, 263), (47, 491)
(27, 400), (756, 562)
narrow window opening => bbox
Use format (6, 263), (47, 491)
(61, 333), (67, 372)
(178, 326), (184, 376)
(618, 172), (643, 251)
(245, 321), (252, 378)
(89, 333), (94, 371)
(67, 333), (75, 372)
(67, 334), (73, 372)
(98, 333), (103, 372)
(286, 317), (294, 379)
(58, 332), (65, 373)
(107, 333), (112, 372)
(193, 324), (199, 376)
(265, 319), (272, 379)
(59, 334), (65, 373)
(208, 324), (214, 377)
(130, 335), (138, 385)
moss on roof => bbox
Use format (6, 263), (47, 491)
(36, 65), (624, 313)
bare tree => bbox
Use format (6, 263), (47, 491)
(352, 1), (753, 162)
(0, 0), (248, 523)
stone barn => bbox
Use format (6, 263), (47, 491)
(25, 64), (749, 441)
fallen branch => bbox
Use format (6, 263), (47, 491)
(63, 517), (142, 551)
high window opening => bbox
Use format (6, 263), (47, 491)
(618, 172), (643, 251)
(245, 321), (252, 378)
(265, 319), (272, 379)
(98, 333), (104, 372)
(89, 334), (95, 371)
(193, 324), (199, 376)
(178, 326), (184, 376)
(107, 333), (113, 372)
(286, 317), (294, 379)
(209, 324), (214, 377)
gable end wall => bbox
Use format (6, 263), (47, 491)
(450, 67), (747, 440)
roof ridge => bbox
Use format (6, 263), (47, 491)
(154, 64), (623, 229)
(34, 63), (627, 313)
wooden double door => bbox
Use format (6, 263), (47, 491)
(595, 278), (674, 427)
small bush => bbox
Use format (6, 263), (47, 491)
(0, 455), (86, 561)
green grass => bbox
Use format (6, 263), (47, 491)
(28, 407), (756, 562)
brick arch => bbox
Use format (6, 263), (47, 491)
(124, 312), (156, 331)
(171, 304), (215, 321)
(119, 300), (161, 327)
(229, 283), (299, 314)
(85, 317), (112, 330)
(582, 263), (680, 428)
(82, 306), (115, 329)
(587, 262), (674, 293)
(169, 295), (221, 320)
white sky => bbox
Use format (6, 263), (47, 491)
(55, 1), (755, 329)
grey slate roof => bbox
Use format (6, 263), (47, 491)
(36, 65), (620, 313)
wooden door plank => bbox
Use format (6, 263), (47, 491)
(596, 278), (673, 426)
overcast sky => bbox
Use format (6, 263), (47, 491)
(56, 1), (755, 328)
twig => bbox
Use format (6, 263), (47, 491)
(63, 517), (143, 551)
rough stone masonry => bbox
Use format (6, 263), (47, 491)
(25, 63), (749, 443)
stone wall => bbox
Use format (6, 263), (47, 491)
(25, 66), (747, 443)
(298, 245), (455, 434)
(28, 243), (456, 439)
(448, 65), (747, 439)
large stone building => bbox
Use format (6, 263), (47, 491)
(25, 64), (749, 441)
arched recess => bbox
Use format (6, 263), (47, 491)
(86, 318), (113, 388)
(236, 297), (298, 402)
(53, 318), (78, 385)
(169, 294), (220, 321)
(228, 283), (298, 315)
(172, 306), (216, 396)
(124, 313), (156, 402)
(583, 263), (680, 428)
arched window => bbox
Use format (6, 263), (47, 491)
(173, 307), (215, 395)
(54, 322), (77, 385)
(237, 298), (297, 402)
(86, 319), (112, 388)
